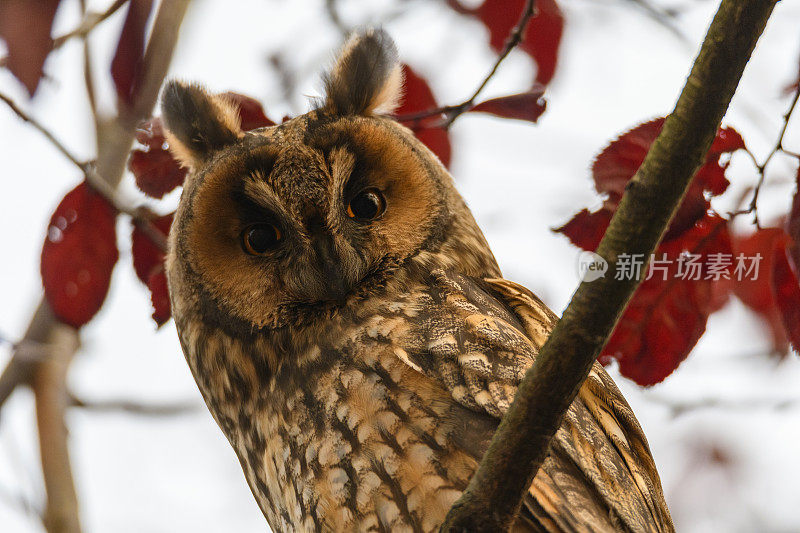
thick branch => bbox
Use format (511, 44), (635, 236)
(34, 325), (80, 533)
(441, 0), (778, 530)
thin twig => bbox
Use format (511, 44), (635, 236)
(52, 0), (129, 49)
(68, 393), (198, 417)
(0, 94), (83, 167)
(325, 0), (349, 36)
(393, 0), (538, 129)
(647, 393), (800, 418)
(730, 84), (800, 227)
(0, 91), (168, 253)
(622, 0), (688, 42)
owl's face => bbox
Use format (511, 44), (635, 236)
(164, 30), (495, 330)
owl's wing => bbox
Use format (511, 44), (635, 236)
(398, 269), (674, 532)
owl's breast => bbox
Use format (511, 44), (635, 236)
(244, 314), (483, 532)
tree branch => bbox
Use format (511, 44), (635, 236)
(731, 83), (800, 227)
(441, 0), (778, 530)
(68, 393), (198, 417)
(34, 325), (81, 533)
(393, 0), (537, 129)
(0, 93), (169, 250)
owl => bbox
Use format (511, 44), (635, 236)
(162, 29), (674, 532)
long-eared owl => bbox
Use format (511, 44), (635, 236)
(163, 29), (674, 532)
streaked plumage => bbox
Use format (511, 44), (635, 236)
(163, 29), (674, 532)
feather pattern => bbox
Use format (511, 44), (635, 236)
(394, 270), (674, 532)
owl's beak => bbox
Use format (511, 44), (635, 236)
(310, 233), (353, 304)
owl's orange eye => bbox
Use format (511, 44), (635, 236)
(347, 189), (385, 221)
(241, 224), (282, 255)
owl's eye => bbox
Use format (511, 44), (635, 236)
(241, 224), (282, 255)
(346, 188), (386, 221)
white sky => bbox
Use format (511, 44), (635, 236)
(1, 0), (800, 531)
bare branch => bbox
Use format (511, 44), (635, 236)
(647, 393), (800, 418)
(34, 325), (81, 533)
(393, 0), (537, 129)
(68, 393), (199, 417)
(621, 0), (688, 42)
(0, 93), (83, 168)
(441, 0), (778, 529)
(325, 0), (349, 36)
(53, 0), (129, 49)
(731, 84), (800, 227)
(0, 92), (168, 253)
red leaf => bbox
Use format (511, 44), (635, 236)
(600, 214), (732, 385)
(146, 267), (171, 326)
(477, 0), (564, 85)
(591, 118), (742, 238)
(0, 0), (61, 95)
(554, 206), (613, 251)
(772, 245), (800, 353)
(222, 92), (276, 131)
(709, 126), (746, 156)
(41, 183), (119, 328)
(730, 228), (790, 355)
(132, 214), (173, 326)
(131, 213), (173, 284)
(470, 88), (547, 123)
(395, 65), (452, 167)
(111, 0), (154, 106)
(128, 118), (187, 198)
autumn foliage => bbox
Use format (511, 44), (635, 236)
(4, 0), (798, 389)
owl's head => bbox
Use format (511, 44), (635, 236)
(163, 29), (496, 330)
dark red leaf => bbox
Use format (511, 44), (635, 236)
(0, 0), (61, 95)
(146, 267), (171, 326)
(730, 228), (790, 355)
(111, 0), (154, 106)
(477, 0), (564, 85)
(709, 126), (746, 156)
(132, 214), (173, 326)
(222, 92), (276, 131)
(772, 245), (800, 353)
(131, 213), (173, 284)
(395, 65), (452, 167)
(41, 182), (119, 328)
(129, 118), (187, 198)
(591, 118), (743, 238)
(470, 88), (547, 123)
(599, 214), (732, 385)
(554, 206), (613, 252)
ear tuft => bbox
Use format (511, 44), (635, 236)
(160, 81), (242, 169)
(323, 28), (403, 116)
